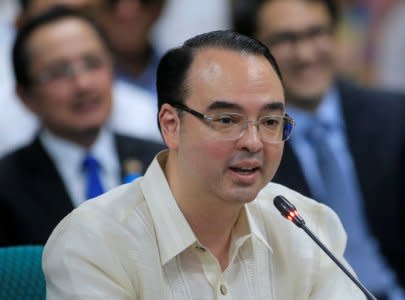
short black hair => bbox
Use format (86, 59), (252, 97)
(156, 30), (283, 117)
(232, 0), (339, 38)
(12, 6), (111, 89)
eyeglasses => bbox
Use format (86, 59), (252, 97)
(34, 55), (111, 84)
(173, 103), (295, 143)
(263, 25), (332, 49)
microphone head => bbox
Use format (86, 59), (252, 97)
(273, 195), (305, 227)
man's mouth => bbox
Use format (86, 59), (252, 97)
(229, 167), (260, 175)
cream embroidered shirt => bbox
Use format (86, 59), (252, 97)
(43, 151), (365, 299)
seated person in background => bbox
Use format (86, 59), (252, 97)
(19, 0), (165, 138)
(232, 0), (405, 297)
(0, 7), (165, 246)
(97, 0), (166, 98)
(0, 0), (162, 158)
(43, 30), (365, 299)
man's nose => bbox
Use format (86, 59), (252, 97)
(236, 122), (263, 153)
(293, 37), (318, 61)
(72, 64), (93, 88)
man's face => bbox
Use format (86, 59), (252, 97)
(255, 0), (336, 109)
(21, 18), (113, 139)
(99, 0), (165, 56)
(171, 48), (285, 205)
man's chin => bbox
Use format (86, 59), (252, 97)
(286, 88), (327, 110)
(226, 186), (262, 204)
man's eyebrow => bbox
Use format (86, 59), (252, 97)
(262, 102), (285, 112)
(206, 100), (285, 113)
(206, 101), (241, 111)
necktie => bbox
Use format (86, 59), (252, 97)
(306, 119), (397, 293)
(82, 154), (104, 200)
(306, 121), (364, 235)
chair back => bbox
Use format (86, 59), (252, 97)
(0, 245), (45, 300)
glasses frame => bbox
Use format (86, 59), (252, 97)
(33, 54), (112, 85)
(172, 102), (295, 143)
(263, 25), (333, 49)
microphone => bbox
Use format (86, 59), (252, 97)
(273, 195), (377, 300)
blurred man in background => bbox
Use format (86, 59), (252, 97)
(233, 0), (405, 298)
(0, 0), (162, 158)
(0, 7), (164, 246)
(98, 0), (166, 98)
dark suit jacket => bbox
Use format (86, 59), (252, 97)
(273, 79), (405, 286)
(0, 133), (165, 246)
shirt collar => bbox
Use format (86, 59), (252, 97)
(140, 151), (196, 266)
(140, 151), (272, 266)
(244, 205), (273, 253)
(40, 128), (118, 176)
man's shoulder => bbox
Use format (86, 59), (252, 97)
(72, 180), (146, 224)
(255, 182), (326, 214)
(337, 79), (405, 106)
(114, 133), (165, 172)
(251, 182), (347, 255)
(337, 79), (405, 135)
(0, 139), (39, 178)
(253, 182), (344, 233)
(44, 178), (153, 259)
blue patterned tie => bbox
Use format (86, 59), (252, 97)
(306, 119), (399, 295)
(306, 121), (364, 234)
(82, 154), (104, 200)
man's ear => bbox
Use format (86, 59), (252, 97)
(159, 103), (180, 150)
(16, 85), (38, 114)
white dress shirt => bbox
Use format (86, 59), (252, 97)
(40, 128), (120, 207)
(43, 151), (366, 299)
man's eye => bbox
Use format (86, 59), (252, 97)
(261, 117), (280, 128)
(214, 115), (241, 125)
(47, 64), (70, 78)
(84, 56), (103, 70)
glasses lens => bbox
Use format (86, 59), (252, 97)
(258, 115), (282, 143)
(208, 113), (244, 138)
(259, 115), (295, 143)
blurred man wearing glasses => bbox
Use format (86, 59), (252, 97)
(0, 0), (163, 158)
(43, 30), (364, 299)
(233, 0), (405, 298)
(0, 7), (164, 246)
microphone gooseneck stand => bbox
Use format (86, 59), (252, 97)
(273, 195), (377, 300)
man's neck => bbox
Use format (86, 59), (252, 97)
(186, 204), (241, 271)
(165, 153), (242, 271)
(287, 92), (324, 112)
(115, 44), (152, 79)
(47, 127), (100, 149)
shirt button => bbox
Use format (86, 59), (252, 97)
(219, 284), (227, 295)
